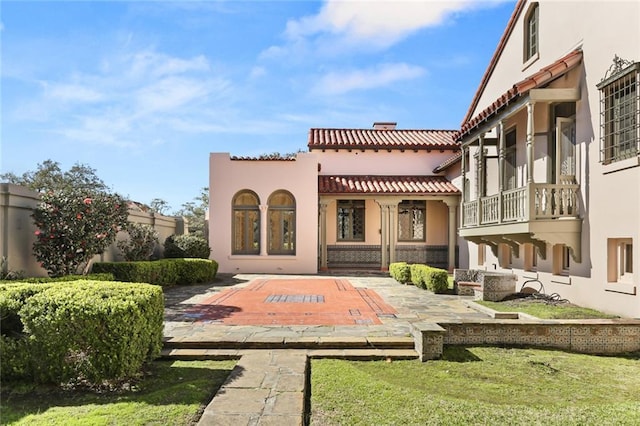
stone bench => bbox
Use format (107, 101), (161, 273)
(456, 281), (481, 297)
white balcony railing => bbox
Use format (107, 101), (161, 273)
(461, 183), (579, 227)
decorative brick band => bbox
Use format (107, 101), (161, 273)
(412, 320), (640, 360)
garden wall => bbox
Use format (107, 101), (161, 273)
(0, 183), (187, 277)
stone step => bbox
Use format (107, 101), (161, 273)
(163, 335), (415, 351)
(161, 347), (419, 361)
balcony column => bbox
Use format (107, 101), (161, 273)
(259, 205), (268, 256)
(318, 200), (329, 270)
(526, 101), (536, 184)
(498, 121), (505, 222)
(477, 133), (485, 224)
(443, 197), (460, 272)
(461, 145), (467, 226)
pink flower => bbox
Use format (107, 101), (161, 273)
(83, 198), (92, 205)
(34, 230), (41, 236)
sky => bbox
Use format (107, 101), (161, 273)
(1, 0), (515, 212)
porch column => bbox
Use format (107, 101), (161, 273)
(259, 205), (268, 256)
(379, 202), (389, 270)
(388, 203), (398, 264)
(526, 102), (536, 184)
(443, 197), (460, 272)
(319, 200), (329, 270)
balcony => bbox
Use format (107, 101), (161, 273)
(459, 182), (582, 262)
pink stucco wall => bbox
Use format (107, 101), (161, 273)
(209, 153), (319, 274)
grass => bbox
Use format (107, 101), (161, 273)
(476, 299), (620, 319)
(1, 360), (235, 426)
(311, 346), (640, 425)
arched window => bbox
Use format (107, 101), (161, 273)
(268, 190), (295, 255)
(232, 190), (260, 254)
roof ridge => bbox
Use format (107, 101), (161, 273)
(461, 0), (527, 125)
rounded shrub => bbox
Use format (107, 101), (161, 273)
(164, 234), (211, 259)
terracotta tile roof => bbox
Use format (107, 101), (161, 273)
(319, 175), (460, 195)
(308, 128), (458, 151)
(456, 49), (583, 141)
(461, 0), (526, 125)
(432, 151), (462, 174)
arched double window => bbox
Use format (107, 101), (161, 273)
(268, 190), (295, 255)
(232, 190), (260, 254)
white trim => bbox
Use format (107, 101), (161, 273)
(602, 156), (640, 174)
(604, 282), (637, 295)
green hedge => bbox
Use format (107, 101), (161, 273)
(0, 281), (163, 385)
(0, 273), (115, 284)
(92, 258), (218, 286)
(389, 262), (411, 284)
(391, 263), (449, 294)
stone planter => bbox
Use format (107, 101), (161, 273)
(474, 272), (517, 301)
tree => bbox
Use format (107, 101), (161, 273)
(1, 159), (108, 193)
(175, 187), (208, 239)
(149, 198), (170, 215)
(32, 188), (128, 277)
(117, 223), (159, 261)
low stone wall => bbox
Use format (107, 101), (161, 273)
(412, 319), (640, 360)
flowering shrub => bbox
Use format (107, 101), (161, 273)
(32, 189), (129, 277)
(117, 223), (159, 261)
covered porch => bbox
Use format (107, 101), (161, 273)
(317, 175), (461, 272)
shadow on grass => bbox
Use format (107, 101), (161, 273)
(441, 346), (483, 362)
(1, 361), (239, 425)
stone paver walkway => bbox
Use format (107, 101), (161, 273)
(198, 350), (306, 426)
(163, 273), (491, 425)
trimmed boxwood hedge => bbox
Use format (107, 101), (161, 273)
(390, 263), (449, 294)
(0, 280), (163, 385)
(389, 262), (411, 284)
(0, 273), (115, 284)
(92, 258), (218, 286)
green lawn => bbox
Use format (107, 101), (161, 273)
(476, 299), (620, 319)
(1, 360), (235, 426)
(311, 347), (640, 425)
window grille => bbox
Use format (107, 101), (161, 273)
(337, 200), (365, 241)
(598, 56), (640, 164)
(398, 200), (426, 241)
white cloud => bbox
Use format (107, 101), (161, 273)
(313, 63), (425, 95)
(13, 47), (237, 147)
(289, 0), (474, 47)
(42, 82), (104, 103)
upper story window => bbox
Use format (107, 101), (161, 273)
(268, 190), (296, 255)
(524, 3), (539, 63)
(232, 190), (260, 254)
(337, 200), (365, 241)
(597, 56), (639, 165)
(398, 200), (426, 242)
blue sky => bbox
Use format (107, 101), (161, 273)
(1, 0), (514, 212)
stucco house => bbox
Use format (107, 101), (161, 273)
(209, 122), (463, 275)
(209, 0), (639, 317)
(456, 0), (639, 317)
